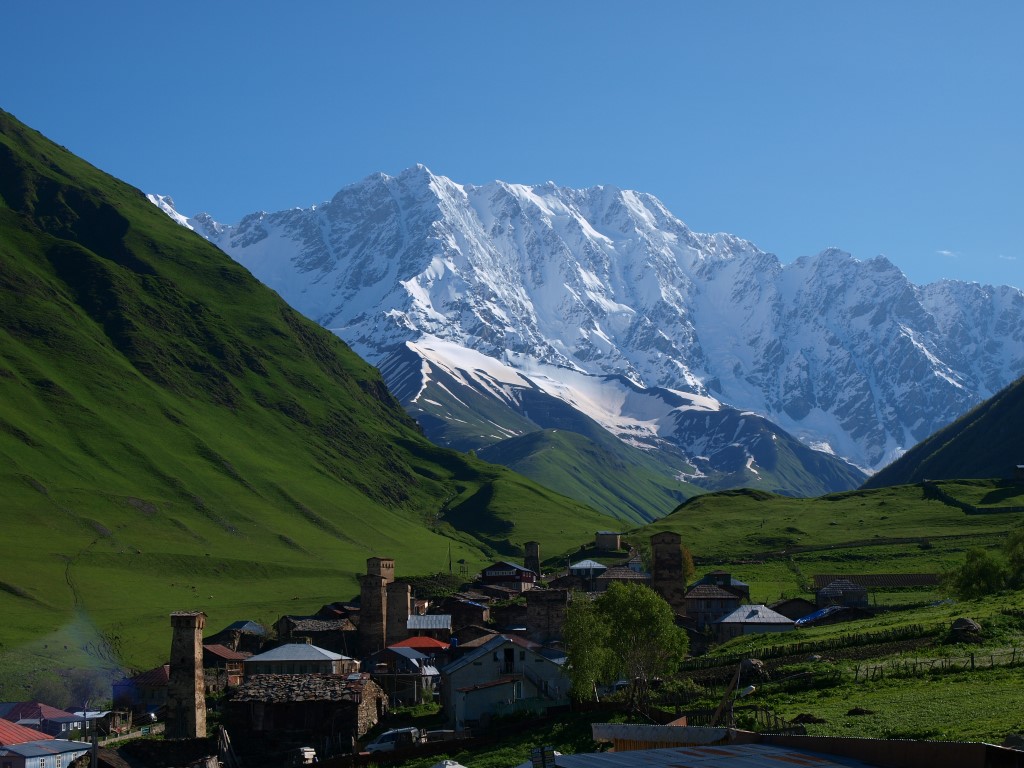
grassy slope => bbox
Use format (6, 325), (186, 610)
(478, 428), (701, 525)
(0, 108), (617, 695)
(630, 482), (1024, 603)
(864, 374), (1024, 488)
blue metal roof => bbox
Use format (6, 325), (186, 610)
(795, 605), (846, 627)
(0, 740), (91, 758)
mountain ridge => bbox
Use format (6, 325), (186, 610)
(154, 166), (1023, 481)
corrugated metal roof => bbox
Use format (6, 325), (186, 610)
(0, 720), (52, 747)
(716, 605), (794, 625)
(390, 636), (450, 650)
(204, 643), (248, 660)
(483, 561), (535, 574)
(1, 702), (78, 723)
(221, 620), (268, 634)
(389, 647), (428, 662)
(0, 740), (91, 758)
(117, 664), (170, 688)
(407, 614), (452, 630)
(245, 643), (348, 663)
(511, 742), (881, 767)
(570, 559), (608, 571)
(591, 723), (729, 745)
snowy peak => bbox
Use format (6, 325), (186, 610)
(151, 168), (1024, 475)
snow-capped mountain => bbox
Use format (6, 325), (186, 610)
(148, 168), (1024, 484)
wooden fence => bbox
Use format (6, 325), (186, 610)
(852, 647), (1024, 682)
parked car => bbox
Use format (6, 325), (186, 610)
(365, 727), (422, 753)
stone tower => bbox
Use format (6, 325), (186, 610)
(526, 588), (568, 644)
(166, 611), (206, 739)
(650, 531), (687, 613)
(367, 556), (395, 584)
(360, 577), (387, 656)
(386, 581), (412, 646)
(524, 541), (541, 577)
(360, 557), (395, 655)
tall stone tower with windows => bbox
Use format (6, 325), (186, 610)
(166, 611), (206, 739)
(524, 541), (541, 578)
(360, 556), (415, 653)
(650, 531), (687, 614)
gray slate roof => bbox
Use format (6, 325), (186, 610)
(230, 673), (370, 703)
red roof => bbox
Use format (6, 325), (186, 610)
(118, 664), (170, 687)
(1, 702), (77, 723)
(203, 643), (248, 660)
(0, 719), (53, 746)
(389, 636), (450, 651)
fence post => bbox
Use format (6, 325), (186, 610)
(971, 653), (975, 671)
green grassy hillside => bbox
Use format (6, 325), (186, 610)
(478, 427), (701, 525)
(864, 374), (1024, 488)
(631, 481), (1024, 603)
(0, 108), (618, 698)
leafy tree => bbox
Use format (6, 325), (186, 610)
(682, 546), (696, 584)
(564, 582), (688, 708)
(1005, 525), (1024, 588)
(948, 547), (1007, 598)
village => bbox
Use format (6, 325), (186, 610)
(0, 530), (959, 768)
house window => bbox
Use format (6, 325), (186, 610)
(57, 756), (63, 768)
(519, 650), (525, 660)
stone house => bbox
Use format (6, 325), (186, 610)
(595, 566), (651, 592)
(364, 646), (440, 706)
(595, 531), (623, 551)
(439, 635), (570, 731)
(442, 596), (491, 628)
(568, 560), (607, 590)
(203, 643), (248, 689)
(682, 584), (742, 630)
(204, 620), (269, 654)
(816, 579), (869, 608)
(525, 588), (569, 644)
(244, 643), (359, 678)
(689, 571), (751, 601)
(226, 673), (386, 741)
(274, 615), (358, 656)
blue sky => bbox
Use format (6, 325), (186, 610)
(4, 2), (1021, 288)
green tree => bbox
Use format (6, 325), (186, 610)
(948, 547), (1007, 598)
(564, 582), (688, 708)
(682, 546), (696, 584)
(1005, 525), (1024, 588)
